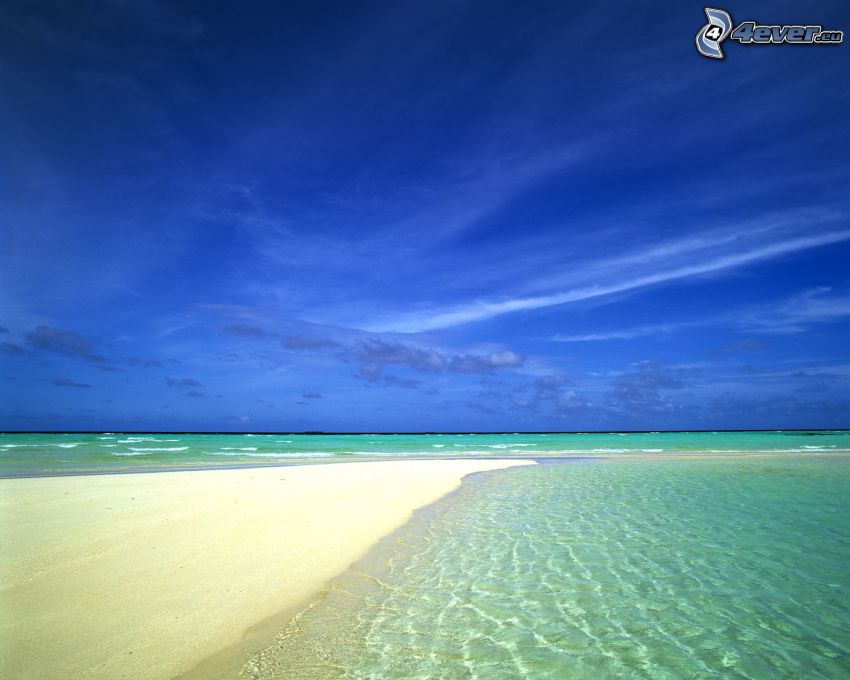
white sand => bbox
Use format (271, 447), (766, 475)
(0, 459), (532, 679)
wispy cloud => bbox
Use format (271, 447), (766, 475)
(25, 326), (109, 364)
(282, 336), (340, 350)
(741, 287), (850, 334)
(709, 338), (770, 358)
(0, 342), (26, 354)
(368, 223), (850, 332)
(553, 322), (697, 342)
(52, 377), (91, 388)
(554, 288), (850, 344)
(165, 377), (201, 387)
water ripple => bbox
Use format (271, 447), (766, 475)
(243, 457), (850, 679)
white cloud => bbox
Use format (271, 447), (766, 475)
(742, 287), (850, 334)
(370, 227), (850, 332)
(552, 287), (850, 343)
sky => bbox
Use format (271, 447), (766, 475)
(1, 0), (849, 432)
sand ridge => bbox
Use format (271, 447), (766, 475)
(0, 458), (533, 679)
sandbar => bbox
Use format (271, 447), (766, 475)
(0, 459), (532, 679)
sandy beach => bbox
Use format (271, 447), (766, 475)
(0, 459), (532, 680)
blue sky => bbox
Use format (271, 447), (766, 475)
(2, 0), (849, 431)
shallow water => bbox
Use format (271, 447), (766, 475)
(245, 456), (850, 679)
(1, 430), (849, 475)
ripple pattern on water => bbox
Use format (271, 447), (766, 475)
(244, 457), (850, 679)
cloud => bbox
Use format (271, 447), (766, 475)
(530, 374), (588, 413)
(353, 339), (523, 379)
(187, 390), (204, 398)
(613, 361), (684, 390)
(709, 394), (850, 424)
(126, 356), (164, 368)
(166, 377), (201, 387)
(354, 363), (421, 389)
(709, 338), (770, 358)
(380, 374), (421, 389)
(466, 371), (585, 416)
(369, 224), (850, 332)
(0, 342), (25, 354)
(607, 386), (674, 413)
(225, 324), (269, 338)
(607, 360), (686, 413)
(25, 325), (107, 364)
(553, 322), (702, 342)
(741, 287), (850, 334)
(356, 362), (383, 382)
(219, 321), (343, 351)
(486, 350), (525, 368)
(449, 350), (524, 374)
(52, 377), (91, 388)
(555, 287), (850, 345)
(789, 370), (838, 380)
(282, 336), (340, 350)
(302, 390), (323, 399)
(534, 373), (569, 389)
(554, 390), (591, 411)
(355, 339), (445, 372)
(795, 381), (830, 394)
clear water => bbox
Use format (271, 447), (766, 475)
(245, 456), (850, 679)
(1, 430), (849, 476)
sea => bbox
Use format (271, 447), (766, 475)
(243, 452), (850, 679)
(0, 430), (848, 476)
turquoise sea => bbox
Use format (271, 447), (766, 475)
(0, 430), (849, 476)
(245, 455), (850, 679)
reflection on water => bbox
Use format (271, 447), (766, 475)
(245, 457), (850, 679)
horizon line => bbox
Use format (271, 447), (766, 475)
(1, 429), (847, 435)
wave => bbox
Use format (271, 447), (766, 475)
(116, 437), (181, 444)
(206, 451), (334, 458)
(127, 447), (189, 452)
(220, 447), (258, 451)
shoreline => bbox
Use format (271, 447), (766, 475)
(0, 458), (533, 680)
(178, 463), (531, 680)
